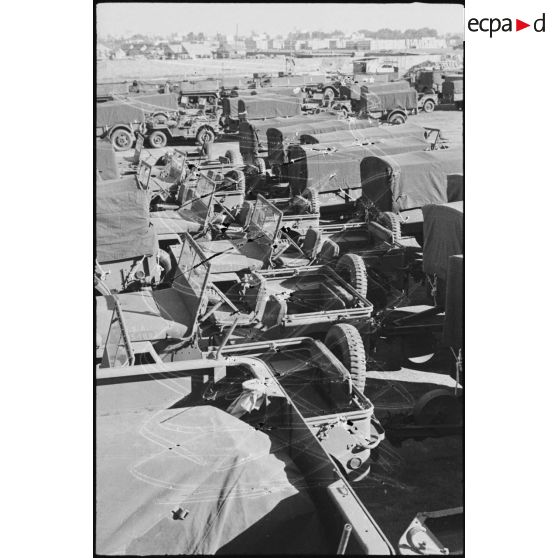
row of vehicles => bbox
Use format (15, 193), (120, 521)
(95, 97), (464, 554)
(96, 67), (463, 152)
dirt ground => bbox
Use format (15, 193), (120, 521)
(98, 56), (352, 82)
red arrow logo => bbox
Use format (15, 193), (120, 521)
(516, 19), (530, 31)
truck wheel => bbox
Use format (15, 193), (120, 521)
(323, 87), (335, 101)
(335, 253), (368, 299)
(422, 99), (436, 113)
(148, 130), (167, 148)
(388, 112), (406, 125)
(225, 148), (242, 165)
(196, 127), (215, 145)
(302, 188), (320, 214)
(110, 129), (133, 151)
(325, 324), (367, 392)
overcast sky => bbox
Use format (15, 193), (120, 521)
(97, 3), (464, 38)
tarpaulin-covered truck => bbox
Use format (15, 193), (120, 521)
(96, 93), (180, 151)
(357, 83), (418, 124)
(286, 139), (432, 214)
(222, 94), (302, 133)
(266, 117), (377, 172)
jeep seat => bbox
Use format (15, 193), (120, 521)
(96, 288), (195, 348)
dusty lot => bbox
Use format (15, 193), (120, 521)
(98, 56), (352, 82)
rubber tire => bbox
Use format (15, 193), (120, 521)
(225, 148), (242, 165)
(335, 253), (368, 299)
(110, 129), (133, 151)
(379, 211), (401, 241)
(302, 188), (320, 214)
(422, 99), (435, 113)
(148, 130), (167, 148)
(413, 389), (463, 426)
(224, 169), (246, 207)
(388, 112), (406, 125)
(323, 87), (335, 100)
(196, 127), (215, 146)
(325, 324), (367, 392)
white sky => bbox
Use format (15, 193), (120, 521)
(97, 2), (464, 38)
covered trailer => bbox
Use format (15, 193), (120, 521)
(266, 118), (377, 169)
(222, 95), (302, 132)
(238, 113), (335, 166)
(287, 140), (433, 212)
(238, 94), (302, 120)
(360, 149), (463, 217)
(95, 175), (161, 293)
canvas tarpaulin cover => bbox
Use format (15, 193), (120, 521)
(287, 140), (428, 197)
(360, 89), (418, 113)
(422, 201), (464, 281)
(96, 176), (156, 262)
(300, 122), (427, 145)
(238, 95), (302, 120)
(96, 138), (119, 180)
(267, 118), (377, 167)
(96, 392), (327, 555)
(96, 94), (179, 128)
(129, 92), (179, 112)
(96, 101), (146, 128)
(360, 149), (463, 212)
(97, 81), (129, 97)
(239, 113), (334, 154)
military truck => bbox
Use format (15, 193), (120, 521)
(96, 93), (180, 151)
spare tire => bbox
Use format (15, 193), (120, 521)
(225, 148), (242, 165)
(325, 324), (367, 392)
(335, 253), (368, 299)
(302, 188), (320, 214)
(378, 211), (401, 242)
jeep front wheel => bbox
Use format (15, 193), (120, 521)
(196, 127), (215, 145)
(422, 99), (436, 113)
